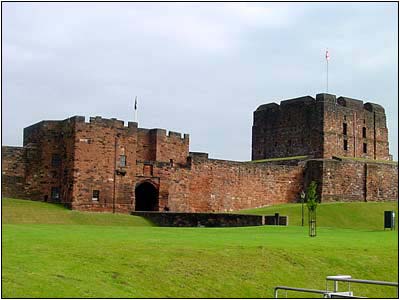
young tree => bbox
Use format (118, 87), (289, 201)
(306, 181), (318, 237)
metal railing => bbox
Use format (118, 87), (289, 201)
(274, 286), (329, 298)
(326, 276), (398, 298)
(274, 275), (398, 298)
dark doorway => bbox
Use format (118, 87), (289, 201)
(135, 182), (159, 211)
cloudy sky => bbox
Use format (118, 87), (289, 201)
(3, 2), (398, 161)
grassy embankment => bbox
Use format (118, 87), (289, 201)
(2, 198), (398, 298)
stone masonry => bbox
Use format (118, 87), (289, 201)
(2, 93), (398, 213)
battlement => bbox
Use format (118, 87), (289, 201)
(255, 94), (384, 113)
(147, 128), (189, 141)
(280, 95), (315, 107)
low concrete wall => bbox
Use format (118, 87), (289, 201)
(131, 212), (288, 227)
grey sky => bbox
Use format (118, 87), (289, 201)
(3, 2), (398, 161)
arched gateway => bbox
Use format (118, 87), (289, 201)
(134, 181), (159, 211)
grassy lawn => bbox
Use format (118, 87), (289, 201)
(2, 198), (398, 298)
(239, 201), (398, 230)
(2, 198), (152, 226)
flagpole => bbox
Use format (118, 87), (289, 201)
(134, 96), (138, 123)
(135, 108), (138, 123)
(326, 56), (329, 93)
(325, 49), (329, 93)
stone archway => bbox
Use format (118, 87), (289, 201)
(135, 181), (159, 211)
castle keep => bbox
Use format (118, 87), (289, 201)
(2, 93), (398, 213)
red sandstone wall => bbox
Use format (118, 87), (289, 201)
(2, 146), (25, 177)
(366, 163), (398, 201)
(136, 128), (189, 164)
(253, 93), (390, 162)
(191, 159), (304, 212)
(155, 131), (189, 164)
(149, 158), (305, 213)
(23, 121), (67, 202)
(1, 146), (26, 198)
(252, 97), (323, 160)
(322, 96), (390, 160)
(318, 159), (397, 202)
(136, 129), (156, 161)
(320, 159), (366, 201)
(71, 117), (138, 213)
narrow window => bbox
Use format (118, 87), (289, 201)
(170, 159), (174, 167)
(363, 143), (367, 154)
(51, 154), (61, 167)
(343, 123), (347, 135)
(51, 187), (60, 200)
(120, 155), (126, 167)
(362, 127), (366, 138)
(343, 139), (348, 151)
(92, 190), (100, 201)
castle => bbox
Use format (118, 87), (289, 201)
(2, 93), (398, 213)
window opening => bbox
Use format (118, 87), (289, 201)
(92, 190), (100, 201)
(343, 123), (347, 135)
(51, 187), (60, 200)
(120, 155), (126, 167)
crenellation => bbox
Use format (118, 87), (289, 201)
(149, 128), (167, 136)
(89, 116), (125, 128)
(337, 96), (364, 110)
(364, 102), (385, 114)
(280, 95), (315, 106)
(168, 131), (182, 139)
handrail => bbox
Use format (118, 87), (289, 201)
(326, 277), (398, 287)
(274, 277), (399, 298)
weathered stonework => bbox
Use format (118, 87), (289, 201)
(2, 93), (398, 213)
(252, 93), (390, 161)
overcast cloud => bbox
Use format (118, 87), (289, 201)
(2, 2), (398, 160)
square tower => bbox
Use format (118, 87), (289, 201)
(252, 93), (391, 161)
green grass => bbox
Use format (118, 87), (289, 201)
(239, 201), (398, 230)
(2, 198), (398, 298)
(2, 198), (152, 226)
(248, 155), (308, 163)
(334, 156), (398, 165)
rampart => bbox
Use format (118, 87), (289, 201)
(2, 92), (397, 214)
(306, 157), (398, 202)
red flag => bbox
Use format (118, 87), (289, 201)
(325, 50), (330, 61)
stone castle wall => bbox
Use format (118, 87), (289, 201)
(305, 158), (398, 202)
(252, 96), (323, 160)
(70, 116), (138, 212)
(2, 92), (397, 213)
(1, 146), (26, 198)
(321, 95), (390, 160)
(129, 153), (305, 213)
